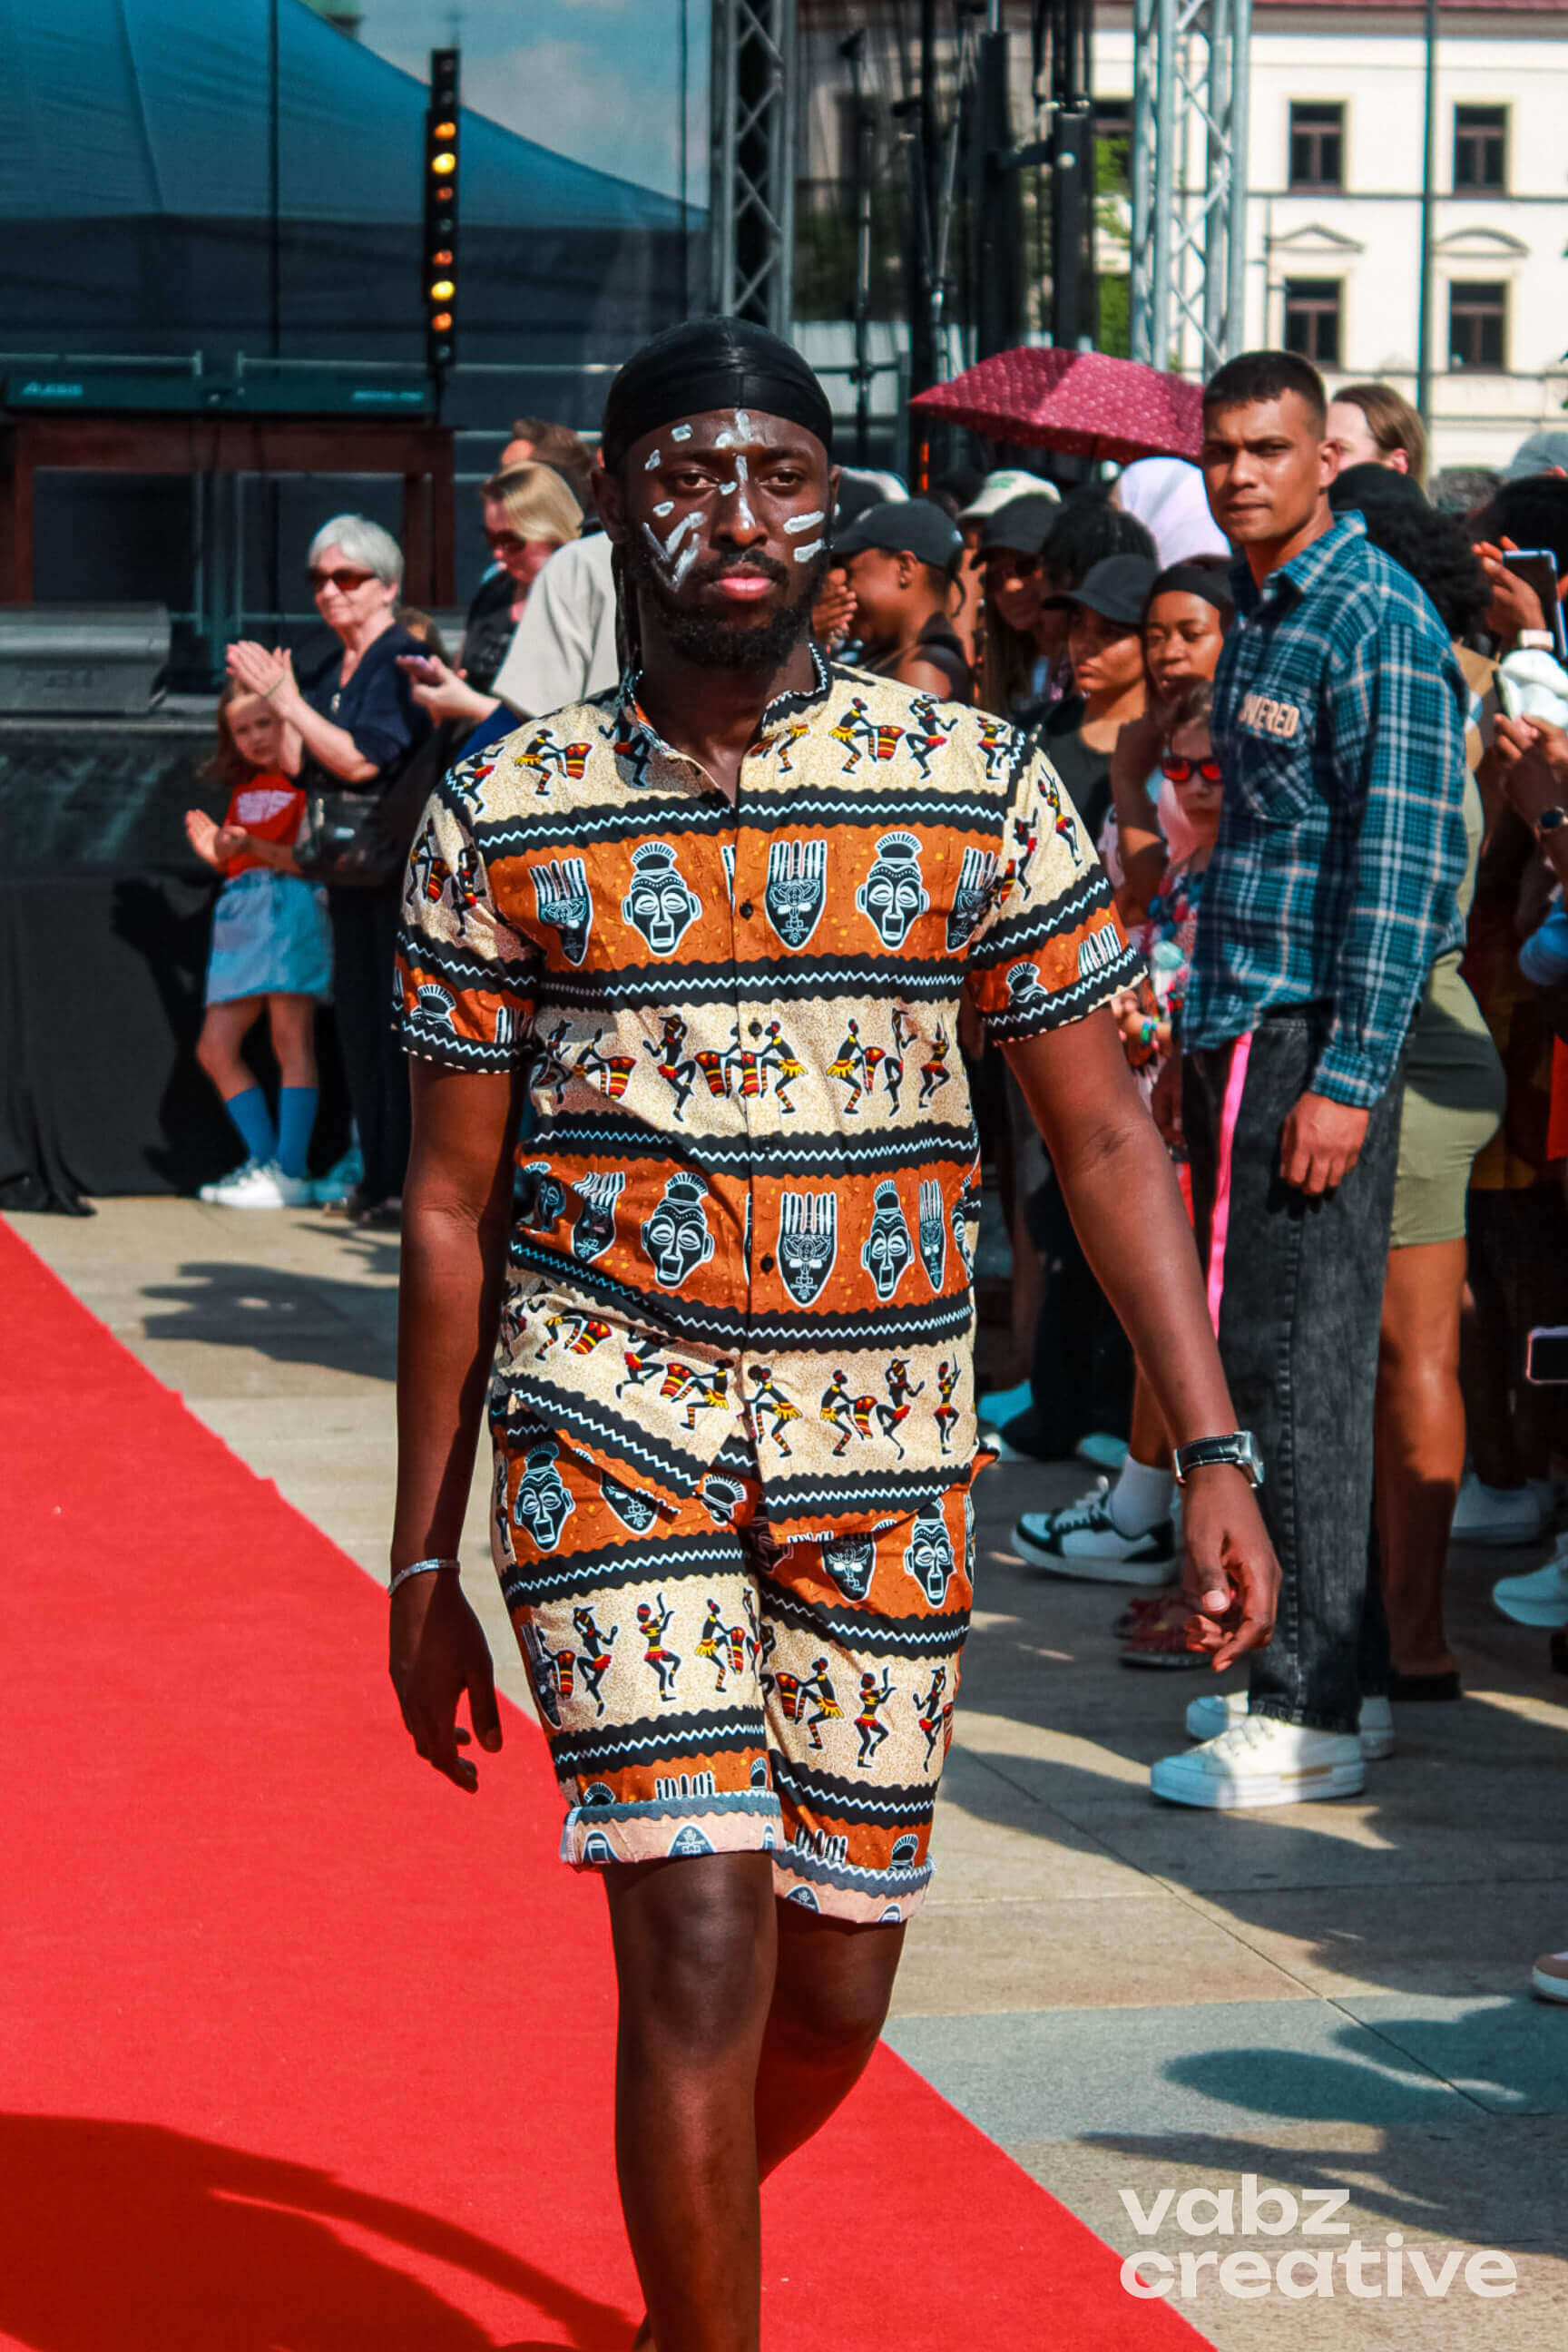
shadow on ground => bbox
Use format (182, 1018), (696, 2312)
(0, 2112), (632, 2351)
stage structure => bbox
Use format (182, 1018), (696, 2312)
(1129, 0), (1252, 374)
(709, 0), (798, 336)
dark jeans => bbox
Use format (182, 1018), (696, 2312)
(1184, 1010), (1405, 1734)
(328, 885), (410, 1207)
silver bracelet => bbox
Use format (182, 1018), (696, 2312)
(388, 1556), (459, 1598)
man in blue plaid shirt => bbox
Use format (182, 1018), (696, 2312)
(1151, 350), (1469, 1810)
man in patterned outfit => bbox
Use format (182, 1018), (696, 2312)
(387, 318), (1278, 2352)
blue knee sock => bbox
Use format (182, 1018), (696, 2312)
(224, 1085), (276, 1165)
(276, 1087), (318, 1180)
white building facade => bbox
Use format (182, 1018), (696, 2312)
(1096, 0), (1568, 472)
(794, 1), (1568, 476)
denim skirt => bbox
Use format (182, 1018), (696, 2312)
(205, 868), (334, 1004)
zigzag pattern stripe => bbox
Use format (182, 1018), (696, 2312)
(538, 1122), (980, 1177)
(771, 1758), (936, 1814)
(966, 866), (1114, 969)
(534, 963), (963, 1012)
(504, 1242), (974, 1346)
(983, 949), (1144, 1036)
(495, 1382), (713, 1485)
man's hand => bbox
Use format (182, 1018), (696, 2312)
(388, 1568), (503, 1792)
(397, 652), (497, 729)
(1474, 537), (1548, 642)
(1151, 1051), (1183, 1151)
(1279, 1090), (1368, 1195)
(1493, 716), (1568, 827)
(1179, 1465), (1279, 1671)
(811, 573), (857, 652)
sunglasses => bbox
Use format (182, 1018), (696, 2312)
(1161, 754), (1223, 784)
(308, 566), (378, 593)
(984, 551), (1040, 575)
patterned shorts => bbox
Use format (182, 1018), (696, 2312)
(490, 1414), (974, 1924)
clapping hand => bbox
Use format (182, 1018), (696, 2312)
(226, 640), (295, 706)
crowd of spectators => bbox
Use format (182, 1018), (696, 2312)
(188, 417), (603, 1223)
(185, 367), (1568, 1978)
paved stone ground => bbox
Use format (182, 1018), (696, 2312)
(13, 1196), (1568, 2351)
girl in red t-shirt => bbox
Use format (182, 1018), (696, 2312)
(183, 683), (332, 1207)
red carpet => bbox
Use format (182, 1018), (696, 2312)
(0, 1216), (1209, 2351)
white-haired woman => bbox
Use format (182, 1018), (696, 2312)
(228, 514), (430, 1226)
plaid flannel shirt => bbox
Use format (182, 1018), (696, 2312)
(1185, 513), (1468, 1108)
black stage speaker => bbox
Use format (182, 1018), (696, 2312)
(0, 606), (171, 716)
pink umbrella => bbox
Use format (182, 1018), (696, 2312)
(910, 347), (1204, 465)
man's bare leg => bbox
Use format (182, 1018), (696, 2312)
(606, 1852), (778, 2352)
(755, 1900), (906, 2180)
(611, 1862), (908, 2350)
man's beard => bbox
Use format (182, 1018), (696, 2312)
(623, 534), (829, 671)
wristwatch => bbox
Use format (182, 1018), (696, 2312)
(1172, 1430), (1265, 1488)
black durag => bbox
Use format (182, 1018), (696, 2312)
(599, 317), (835, 471)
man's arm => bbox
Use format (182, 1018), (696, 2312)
(491, 536), (614, 720)
(1315, 623), (1466, 1109)
(389, 1057), (524, 1789)
(1005, 1009), (1279, 1667)
(1494, 715), (1568, 890)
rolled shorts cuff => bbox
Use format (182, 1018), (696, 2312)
(563, 1787), (781, 1869)
(562, 1791), (930, 1925)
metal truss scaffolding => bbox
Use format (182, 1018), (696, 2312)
(1129, 0), (1251, 373)
(709, 0), (799, 335)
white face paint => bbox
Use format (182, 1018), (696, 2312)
(792, 541), (825, 564)
(713, 409), (753, 450)
(641, 509), (702, 592)
(643, 447), (662, 469)
(652, 499), (675, 517)
(731, 453), (756, 533)
(785, 511), (826, 535)
(671, 424), (693, 442)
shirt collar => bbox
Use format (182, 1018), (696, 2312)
(1231, 509), (1365, 616)
(611, 640), (834, 779)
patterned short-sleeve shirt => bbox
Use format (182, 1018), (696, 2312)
(396, 649), (1137, 1542)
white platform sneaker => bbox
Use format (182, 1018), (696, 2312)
(1183, 1689), (1395, 1761)
(199, 1158), (312, 1210)
(1151, 1712), (1366, 1808)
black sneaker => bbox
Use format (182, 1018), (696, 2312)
(1013, 1489), (1178, 1584)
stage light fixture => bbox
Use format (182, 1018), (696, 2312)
(423, 47), (461, 378)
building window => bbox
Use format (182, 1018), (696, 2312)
(1282, 279), (1342, 368)
(1448, 280), (1507, 371)
(1454, 104), (1507, 191)
(1289, 103), (1344, 191)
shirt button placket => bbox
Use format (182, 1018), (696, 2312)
(730, 759), (765, 1438)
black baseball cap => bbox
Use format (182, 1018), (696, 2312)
(977, 494), (1061, 558)
(833, 498), (963, 570)
(1060, 554), (1162, 626)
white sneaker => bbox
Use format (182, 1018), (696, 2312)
(1013, 1486), (1178, 1585)
(199, 1157), (310, 1210)
(1184, 1689), (1395, 1761)
(1492, 1537), (1568, 1628)
(1449, 1474), (1548, 1548)
(1152, 1712), (1366, 1808)
(1532, 1950), (1568, 2003)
